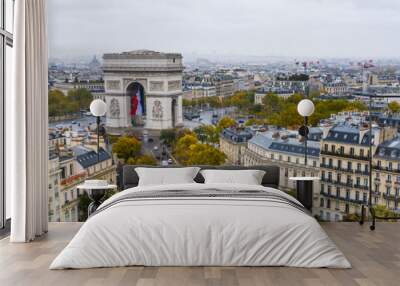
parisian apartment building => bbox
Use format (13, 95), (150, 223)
(48, 133), (117, 222)
(220, 114), (400, 221)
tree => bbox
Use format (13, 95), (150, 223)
(160, 129), (177, 146)
(135, 154), (158, 165)
(217, 116), (237, 132)
(262, 92), (284, 114)
(49, 88), (93, 117)
(194, 125), (219, 144)
(112, 135), (142, 162)
(186, 143), (226, 165)
(373, 205), (400, 221)
(67, 88), (93, 111)
(388, 101), (400, 113)
(245, 118), (264, 126)
(173, 133), (226, 166)
(174, 134), (198, 164)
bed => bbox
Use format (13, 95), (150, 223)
(50, 165), (351, 269)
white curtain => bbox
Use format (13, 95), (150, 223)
(8, 0), (48, 242)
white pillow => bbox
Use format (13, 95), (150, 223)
(200, 169), (266, 185)
(135, 167), (201, 186)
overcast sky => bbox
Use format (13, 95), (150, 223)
(48, 0), (400, 60)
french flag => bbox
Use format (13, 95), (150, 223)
(131, 89), (143, 116)
(136, 89), (143, 115)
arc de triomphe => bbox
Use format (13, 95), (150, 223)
(102, 50), (184, 131)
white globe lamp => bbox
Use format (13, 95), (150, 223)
(297, 99), (315, 117)
(297, 99), (315, 167)
(89, 99), (107, 163)
(90, 99), (107, 117)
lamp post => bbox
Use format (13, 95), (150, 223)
(297, 99), (315, 166)
(90, 99), (107, 163)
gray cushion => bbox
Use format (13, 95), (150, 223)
(122, 165), (280, 189)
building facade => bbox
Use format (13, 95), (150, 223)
(48, 147), (117, 222)
(219, 128), (253, 165)
(243, 132), (321, 207)
(317, 124), (397, 221)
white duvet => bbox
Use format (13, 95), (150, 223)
(50, 183), (351, 269)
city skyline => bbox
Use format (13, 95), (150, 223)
(48, 0), (400, 60)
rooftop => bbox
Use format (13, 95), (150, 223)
(250, 132), (320, 158)
(103, 50), (182, 60)
(75, 147), (111, 169)
(375, 137), (400, 160)
(221, 128), (253, 143)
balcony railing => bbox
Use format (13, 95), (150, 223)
(383, 193), (400, 202)
(321, 150), (369, 161)
(353, 184), (369, 191)
(321, 177), (353, 187)
(320, 191), (365, 205)
(373, 165), (400, 174)
(60, 172), (87, 187)
(354, 169), (369, 176)
(320, 164), (355, 174)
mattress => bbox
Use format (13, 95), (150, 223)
(50, 183), (351, 269)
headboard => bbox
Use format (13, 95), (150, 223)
(122, 165), (280, 189)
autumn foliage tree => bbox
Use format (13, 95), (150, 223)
(388, 101), (400, 114)
(217, 116), (237, 132)
(174, 134), (226, 166)
(112, 135), (142, 162)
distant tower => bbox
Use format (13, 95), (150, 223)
(89, 55), (101, 69)
(102, 50), (184, 131)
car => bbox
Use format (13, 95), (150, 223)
(161, 160), (169, 166)
(148, 138), (154, 143)
(153, 146), (159, 151)
(167, 159), (173, 164)
(72, 121), (77, 124)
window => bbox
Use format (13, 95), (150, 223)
(350, 147), (354, 156)
(345, 204), (350, 214)
(346, 189), (350, 200)
(1, 0), (14, 230)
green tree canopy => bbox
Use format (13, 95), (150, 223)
(194, 125), (219, 144)
(160, 129), (178, 146)
(67, 88), (93, 111)
(49, 88), (93, 117)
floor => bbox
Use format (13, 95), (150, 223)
(0, 222), (399, 286)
